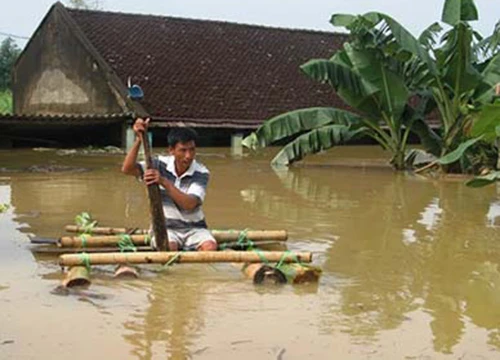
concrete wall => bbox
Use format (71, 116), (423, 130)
(13, 8), (124, 115)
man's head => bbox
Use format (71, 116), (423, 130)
(168, 127), (198, 174)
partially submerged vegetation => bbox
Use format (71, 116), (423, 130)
(244, 0), (500, 177)
(0, 203), (10, 213)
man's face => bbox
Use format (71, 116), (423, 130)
(169, 140), (196, 174)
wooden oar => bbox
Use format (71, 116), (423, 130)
(139, 129), (169, 251)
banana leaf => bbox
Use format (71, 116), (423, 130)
(466, 171), (500, 187)
(473, 20), (500, 58)
(300, 59), (380, 115)
(344, 44), (409, 121)
(471, 103), (500, 142)
(405, 148), (438, 166)
(330, 14), (356, 28)
(441, 23), (482, 95)
(271, 125), (367, 166)
(438, 136), (483, 164)
(474, 53), (500, 104)
(364, 12), (438, 76)
(242, 107), (363, 149)
(441, 0), (478, 26)
(419, 22), (444, 50)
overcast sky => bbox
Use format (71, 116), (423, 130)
(1, 0), (499, 48)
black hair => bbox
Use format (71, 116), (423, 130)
(167, 127), (199, 147)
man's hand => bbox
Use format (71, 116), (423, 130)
(133, 118), (150, 137)
(143, 169), (161, 186)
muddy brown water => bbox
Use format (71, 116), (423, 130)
(1, 146), (499, 359)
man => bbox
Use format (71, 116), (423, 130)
(121, 118), (217, 251)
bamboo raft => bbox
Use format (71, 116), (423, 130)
(31, 223), (321, 288)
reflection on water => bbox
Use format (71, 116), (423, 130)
(1, 147), (500, 359)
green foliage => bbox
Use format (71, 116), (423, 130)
(0, 203), (10, 213)
(442, 0), (478, 25)
(466, 171), (500, 187)
(437, 136), (483, 165)
(74, 212), (98, 234)
(0, 90), (12, 114)
(0, 38), (20, 91)
(471, 103), (500, 143)
(271, 125), (367, 166)
(244, 0), (500, 173)
(244, 12), (420, 169)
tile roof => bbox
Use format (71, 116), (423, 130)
(66, 7), (349, 126)
(0, 112), (132, 125)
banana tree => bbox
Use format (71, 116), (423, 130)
(244, 0), (500, 173)
(243, 15), (424, 169)
(355, 0), (500, 172)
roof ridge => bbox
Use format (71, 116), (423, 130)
(66, 7), (348, 37)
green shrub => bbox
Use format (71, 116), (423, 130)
(0, 90), (12, 114)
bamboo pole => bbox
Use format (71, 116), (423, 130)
(242, 264), (287, 284)
(278, 264), (322, 284)
(31, 246), (152, 255)
(114, 265), (139, 278)
(58, 235), (149, 248)
(61, 266), (91, 288)
(211, 230), (287, 242)
(65, 225), (288, 242)
(65, 225), (147, 235)
(59, 232), (287, 248)
(59, 251), (312, 266)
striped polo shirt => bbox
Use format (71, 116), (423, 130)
(139, 155), (210, 229)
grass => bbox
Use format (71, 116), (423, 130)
(0, 90), (13, 114)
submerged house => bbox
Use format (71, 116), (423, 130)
(2, 2), (349, 148)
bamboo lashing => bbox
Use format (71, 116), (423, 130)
(59, 251), (312, 266)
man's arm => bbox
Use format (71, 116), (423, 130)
(121, 137), (142, 176)
(161, 178), (200, 211)
(143, 170), (200, 211)
(121, 118), (149, 177)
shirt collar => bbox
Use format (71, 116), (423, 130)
(165, 155), (196, 178)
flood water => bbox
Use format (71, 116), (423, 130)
(1, 146), (500, 359)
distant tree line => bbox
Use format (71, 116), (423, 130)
(66, 0), (102, 10)
(0, 37), (20, 91)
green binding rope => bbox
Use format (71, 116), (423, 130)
(164, 252), (181, 267)
(79, 234), (88, 248)
(144, 234), (151, 245)
(79, 252), (91, 271)
(118, 234), (137, 253)
(275, 250), (303, 270)
(217, 228), (255, 250)
(252, 248), (270, 265)
(155, 251), (182, 272)
(236, 228), (249, 244)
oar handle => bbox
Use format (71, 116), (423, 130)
(138, 131), (153, 169)
(137, 127), (169, 251)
